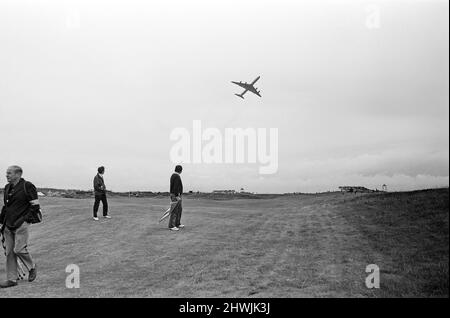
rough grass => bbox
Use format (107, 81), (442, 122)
(337, 188), (449, 297)
(0, 189), (447, 297)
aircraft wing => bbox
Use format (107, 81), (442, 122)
(249, 86), (261, 97)
(251, 76), (260, 85)
(231, 81), (251, 90)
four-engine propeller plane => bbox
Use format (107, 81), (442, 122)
(231, 76), (261, 99)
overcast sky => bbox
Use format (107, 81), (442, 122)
(0, 0), (448, 193)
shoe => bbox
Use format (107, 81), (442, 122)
(0, 280), (18, 288)
(178, 224), (185, 228)
(29, 265), (37, 282)
(103, 215), (111, 219)
(169, 227), (179, 231)
(93, 217), (99, 221)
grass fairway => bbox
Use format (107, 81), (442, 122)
(0, 189), (448, 297)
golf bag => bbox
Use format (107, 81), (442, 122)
(159, 199), (180, 223)
(23, 181), (43, 224)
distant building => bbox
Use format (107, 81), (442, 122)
(213, 190), (236, 194)
(339, 186), (373, 193)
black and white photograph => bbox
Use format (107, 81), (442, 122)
(0, 0), (448, 305)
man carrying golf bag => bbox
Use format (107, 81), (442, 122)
(0, 166), (40, 288)
(168, 165), (184, 231)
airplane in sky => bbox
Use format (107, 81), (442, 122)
(231, 76), (261, 99)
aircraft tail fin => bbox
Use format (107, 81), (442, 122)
(235, 93), (244, 99)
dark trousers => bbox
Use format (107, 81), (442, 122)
(93, 194), (108, 217)
(168, 195), (182, 228)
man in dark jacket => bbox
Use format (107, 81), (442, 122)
(0, 166), (38, 288)
(93, 166), (110, 221)
(168, 165), (184, 231)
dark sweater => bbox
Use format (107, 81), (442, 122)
(170, 173), (183, 196)
(0, 178), (38, 230)
(93, 174), (106, 196)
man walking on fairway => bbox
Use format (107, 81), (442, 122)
(93, 166), (111, 221)
(169, 165), (184, 231)
(0, 166), (38, 288)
